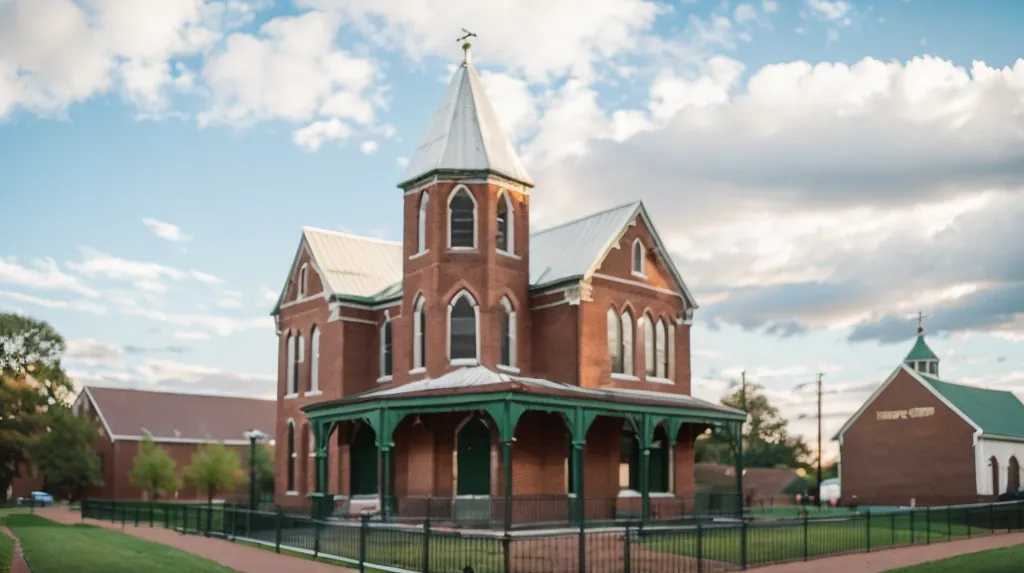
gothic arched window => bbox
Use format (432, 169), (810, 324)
(413, 295), (426, 370)
(496, 192), (514, 255)
(500, 297), (516, 368)
(448, 187), (476, 249)
(449, 291), (479, 363)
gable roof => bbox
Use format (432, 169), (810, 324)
(399, 58), (533, 189)
(529, 202), (640, 288)
(918, 374), (1024, 440)
(904, 334), (938, 361)
(78, 386), (275, 444)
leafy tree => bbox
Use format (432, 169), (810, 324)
(29, 406), (103, 500)
(184, 442), (246, 504)
(130, 436), (181, 500)
(0, 313), (74, 500)
(698, 383), (812, 470)
(252, 442), (275, 501)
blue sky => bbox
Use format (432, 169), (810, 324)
(2, 0), (1023, 460)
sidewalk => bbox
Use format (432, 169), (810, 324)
(755, 532), (1024, 572)
(35, 507), (354, 573)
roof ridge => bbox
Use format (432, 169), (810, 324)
(302, 226), (401, 246)
(924, 375), (1019, 396)
(84, 385), (275, 402)
(532, 201), (640, 236)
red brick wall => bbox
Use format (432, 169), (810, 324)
(528, 290), (580, 385)
(841, 369), (979, 506)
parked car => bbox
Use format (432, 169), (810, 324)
(16, 491), (54, 506)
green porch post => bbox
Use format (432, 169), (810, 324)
(313, 421), (330, 520)
(502, 439), (513, 529)
(571, 441), (585, 525)
(380, 445), (392, 521)
(639, 415), (653, 524)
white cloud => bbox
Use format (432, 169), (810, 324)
(360, 140), (379, 154)
(0, 290), (106, 315)
(114, 296), (271, 336)
(173, 330), (211, 341)
(805, 0), (852, 22)
(734, 3), (758, 23)
(142, 217), (192, 243)
(477, 70), (539, 142)
(396, 156), (409, 167)
(66, 339), (124, 366)
(762, 0), (778, 13)
(0, 256), (98, 297)
(258, 286), (279, 305)
(67, 247), (223, 291)
(69, 357), (274, 397)
(216, 289), (244, 308)
(826, 28), (840, 45)
(293, 117), (354, 151)
(189, 270), (224, 284)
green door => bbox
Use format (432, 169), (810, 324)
(350, 427), (378, 496)
(457, 420), (491, 496)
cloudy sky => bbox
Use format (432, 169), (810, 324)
(2, 0), (1023, 461)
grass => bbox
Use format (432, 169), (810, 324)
(886, 543), (1024, 572)
(2, 514), (240, 573)
(0, 526), (11, 573)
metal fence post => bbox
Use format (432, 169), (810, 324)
(149, 501), (154, 527)
(967, 506), (972, 538)
(502, 531), (511, 573)
(947, 507), (952, 541)
(359, 513), (369, 573)
(424, 514), (432, 573)
(696, 522), (704, 573)
(926, 507), (930, 544)
(314, 517), (321, 558)
(990, 503), (994, 532)
(577, 514), (586, 573)
(1017, 501), (1023, 531)
(232, 504), (238, 541)
(111, 499), (116, 523)
(623, 523), (632, 573)
(909, 510), (915, 544)
(865, 511), (871, 553)
(803, 514), (809, 561)
(274, 507), (283, 553)
(182, 505), (187, 534)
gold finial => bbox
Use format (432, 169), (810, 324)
(916, 311), (928, 334)
(457, 28), (477, 65)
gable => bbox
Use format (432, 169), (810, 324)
(919, 374), (1024, 440)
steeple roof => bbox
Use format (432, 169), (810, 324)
(398, 48), (533, 189)
(904, 332), (938, 361)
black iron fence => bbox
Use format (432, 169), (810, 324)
(81, 498), (1024, 572)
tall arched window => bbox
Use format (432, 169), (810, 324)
(631, 239), (645, 277)
(621, 310), (634, 376)
(991, 456), (1001, 495)
(380, 318), (392, 379)
(667, 321), (676, 380)
(310, 326), (320, 392)
(413, 296), (426, 370)
(286, 333), (296, 395)
(607, 308), (622, 374)
(296, 332), (305, 390)
(644, 315), (655, 377)
(496, 192), (514, 255)
(655, 319), (667, 378)
(417, 191), (429, 253)
(286, 419), (296, 492)
(449, 291), (478, 363)
(1008, 457), (1021, 493)
(298, 264), (309, 298)
(448, 187), (476, 249)
(500, 297), (516, 368)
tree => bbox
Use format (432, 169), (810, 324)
(0, 313), (74, 500)
(29, 406), (103, 500)
(699, 383), (812, 470)
(184, 442), (246, 503)
(130, 436), (181, 500)
(252, 442), (275, 502)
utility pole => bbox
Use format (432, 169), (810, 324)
(816, 372), (823, 508)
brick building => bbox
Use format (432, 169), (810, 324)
(270, 43), (745, 525)
(73, 386), (275, 501)
(836, 328), (1024, 507)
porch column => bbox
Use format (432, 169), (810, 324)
(313, 421), (330, 519)
(639, 415), (653, 523)
(380, 445), (392, 521)
(502, 439), (513, 529)
(571, 441), (585, 525)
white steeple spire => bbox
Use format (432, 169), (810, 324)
(398, 38), (534, 189)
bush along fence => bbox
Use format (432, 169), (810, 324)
(81, 498), (1024, 573)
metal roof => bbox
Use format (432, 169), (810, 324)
(398, 60), (534, 188)
(529, 201), (641, 287)
(919, 374), (1024, 440)
(904, 333), (939, 361)
(302, 227), (403, 300)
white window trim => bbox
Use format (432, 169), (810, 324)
(310, 326), (320, 393)
(409, 367), (427, 375)
(287, 418), (297, 493)
(643, 316), (655, 377)
(496, 191), (515, 256)
(409, 249), (430, 260)
(668, 323), (676, 380)
(298, 264), (309, 298)
(413, 296), (426, 370)
(607, 307), (622, 374)
(647, 376), (674, 385)
(305, 391), (323, 397)
(655, 318), (667, 379)
(379, 315), (393, 379)
(286, 333), (297, 396)
(447, 289), (480, 365)
(377, 375), (393, 383)
(631, 238), (646, 278)
(417, 191), (429, 254)
(621, 311), (634, 376)
(499, 297), (517, 369)
(447, 184), (478, 251)
(611, 373), (640, 381)
(496, 364), (521, 374)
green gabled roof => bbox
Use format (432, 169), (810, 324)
(904, 334), (939, 361)
(918, 373), (1024, 439)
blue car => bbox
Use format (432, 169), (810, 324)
(17, 491), (54, 506)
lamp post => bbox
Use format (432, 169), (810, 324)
(244, 429), (268, 510)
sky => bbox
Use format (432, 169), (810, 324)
(2, 0), (1023, 462)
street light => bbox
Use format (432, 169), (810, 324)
(244, 429), (268, 510)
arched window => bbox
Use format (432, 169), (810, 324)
(449, 291), (479, 363)
(655, 319), (667, 378)
(496, 192), (514, 254)
(413, 296), (426, 370)
(310, 326), (320, 392)
(1008, 457), (1021, 493)
(298, 264), (309, 298)
(621, 310), (634, 376)
(667, 321), (676, 380)
(417, 191), (429, 253)
(286, 419), (296, 492)
(380, 318), (392, 379)
(644, 315), (655, 377)
(448, 187), (476, 249)
(296, 332), (305, 390)
(607, 308), (622, 374)
(631, 239), (645, 277)
(286, 333), (296, 395)
(990, 456), (1000, 495)
(500, 297), (516, 368)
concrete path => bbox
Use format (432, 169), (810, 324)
(35, 507), (354, 573)
(1, 525), (32, 573)
(754, 532), (1024, 572)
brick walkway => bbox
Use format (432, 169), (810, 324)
(1, 526), (32, 573)
(35, 507), (353, 573)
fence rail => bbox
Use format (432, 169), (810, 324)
(81, 498), (1024, 573)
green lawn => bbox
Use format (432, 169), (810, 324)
(885, 543), (1024, 572)
(3, 514), (241, 573)
(0, 525), (12, 573)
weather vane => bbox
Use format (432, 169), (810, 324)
(457, 28), (477, 64)
(915, 310), (929, 334)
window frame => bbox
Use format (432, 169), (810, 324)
(298, 264), (309, 298)
(607, 307), (623, 374)
(309, 326), (320, 393)
(379, 317), (393, 381)
(644, 315), (655, 377)
(285, 333), (297, 397)
(286, 419), (297, 493)
(412, 295), (426, 372)
(447, 290), (480, 365)
(498, 296), (517, 370)
(496, 191), (515, 256)
(655, 318), (667, 379)
(631, 239), (646, 278)
(447, 185), (478, 250)
(621, 310), (634, 376)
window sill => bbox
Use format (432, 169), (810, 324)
(409, 249), (430, 260)
(497, 250), (520, 260)
(409, 367), (426, 375)
(646, 377), (674, 385)
(618, 490), (674, 498)
(284, 393), (298, 399)
(447, 247), (477, 253)
(497, 364), (520, 374)
(285, 491), (299, 497)
(611, 373), (639, 381)
(631, 271), (647, 280)
(305, 390), (323, 397)
(450, 358), (479, 367)
(376, 375), (393, 384)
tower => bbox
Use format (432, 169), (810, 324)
(904, 317), (939, 377)
(397, 40), (533, 379)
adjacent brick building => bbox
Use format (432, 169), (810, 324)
(270, 43), (746, 525)
(836, 329), (1024, 507)
(73, 386), (275, 501)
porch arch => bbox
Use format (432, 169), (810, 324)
(350, 422), (378, 496)
(455, 416), (492, 496)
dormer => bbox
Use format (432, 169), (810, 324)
(904, 328), (939, 377)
